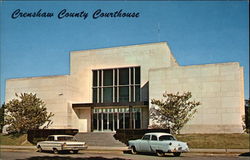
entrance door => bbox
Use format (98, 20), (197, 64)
(93, 107), (141, 132)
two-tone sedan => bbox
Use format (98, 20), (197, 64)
(128, 132), (189, 157)
(37, 135), (88, 154)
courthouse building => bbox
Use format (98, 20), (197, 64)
(5, 42), (245, 133)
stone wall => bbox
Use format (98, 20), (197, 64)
(5, 75), (72, 129)
(149, 62), (244, 133)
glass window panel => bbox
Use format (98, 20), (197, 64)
(125, 113), (130, 129)
(99, 71), (102, 86)
(119, 86), (129, 102)
(135, 67), (140, 84)
(119, 68), (129, 85)
(135, 86), (140, 102)
(114, 113), (117, 130)
(119, 113), (124, 129)
(93, 88), (97, 103)
(99, 88), (102, 103)
(103, 87), (113, 103)
(114, 87), (117, 102)
(135, 111), (141, 128)
(114, 69), (117, 86)
(93, 70), (97, 87)
(130, 86), (134, 102)
(93, 113), (97, 130)
(103, 70), (113, 86)
(109, 113), (113, 130)
(98, 113), (102, 131)
(103, 113), (107, 130)
(130, 68), (134, 84)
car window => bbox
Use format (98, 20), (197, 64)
(57, 136), (75, 141)
(47, 136), (54, 141)
(159, 135), (176, 141)
(151, 135), (157, 141)
(142, 135), (150, 140)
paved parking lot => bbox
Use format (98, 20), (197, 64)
(1, 150), (249, 160)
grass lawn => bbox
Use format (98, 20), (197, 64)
(0, 134), (32, 146)
(175, 133), (250, 149)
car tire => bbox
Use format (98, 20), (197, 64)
(73, 150), (79, 154)
(53, 148), (59, 154)
(131, 146), (137, 154)
(37, 146), (42, 152)
(173, 152), (181, 157)
(156, 150), (165, 157)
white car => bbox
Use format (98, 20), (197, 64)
(128, 132), (189, 157)
(36, 135), (88, 154)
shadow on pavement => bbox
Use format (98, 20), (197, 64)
(17, 156), (128, 160)
(123, 150), (177, 157)
(239, 152), (250, 157)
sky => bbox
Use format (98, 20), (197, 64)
(0, 1), (249, 105)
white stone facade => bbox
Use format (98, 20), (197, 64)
(5, 42), (244, 133)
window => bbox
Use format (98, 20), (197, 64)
(151, 135), (157, 141)
(159, 135), (176, 141)
(142, 135), (150, 140)
(47, 136), (54, 141)
(57, 136), (75, 141)
(92, 67), (140, 103)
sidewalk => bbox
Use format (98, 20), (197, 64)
(0, 145), (249, 153)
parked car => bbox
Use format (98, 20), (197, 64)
(36, 135), (88, 154)
(128, 132), (189, 157)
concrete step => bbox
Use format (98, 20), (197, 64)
(75, 132), (126, 147)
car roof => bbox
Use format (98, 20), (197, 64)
(48, 135), (74, 137)
(144, 132), (172, 136)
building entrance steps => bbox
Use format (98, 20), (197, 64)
(75, 132), (127, 147)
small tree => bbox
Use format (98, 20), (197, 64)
(0, 103), (5, 133)
(242, 99), (250, 133)
(150, 92), (201, 134)
(4, 93), (54, 134)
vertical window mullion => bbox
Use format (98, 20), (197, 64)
(117, 69), (119, 102)
(113, 113), (115, 131)
(101, 112), (103, 131)
(97, 70), (99, 103)
(133, 67), (136, 102)
(117, 112), (119, 129)
(107, 112), (109, 131)
(129, 68), (131, 102)
(101, 70), (103, 103)
(113, 69), (115, 102)
(123, 112), (125, 129)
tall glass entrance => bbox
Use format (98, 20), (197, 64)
(93, 107), (141, 132)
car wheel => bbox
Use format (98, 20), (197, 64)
(37, 146), (42, 152)
(131, 146), (137, 154)
(173, 152), (181, 157)
(73, 150), (79, 154)
(156, 150), (165, 157)
(53, 148), (59, 154)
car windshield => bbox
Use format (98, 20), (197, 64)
(159, 135), (176, 141)
(57, 136), (76, 141)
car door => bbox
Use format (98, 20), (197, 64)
(138, 134), (151, 152)
(148, 134), (158, 153)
